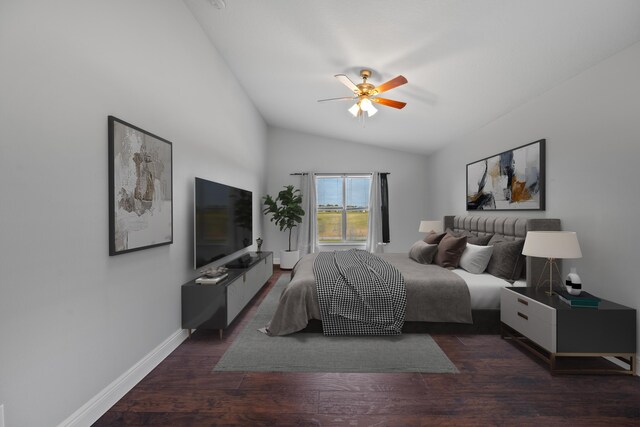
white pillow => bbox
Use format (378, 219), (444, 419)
(459, 243), (494, 274)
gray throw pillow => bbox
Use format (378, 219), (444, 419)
(409, 241), (438, 264)
(485, 238), (525, 281)
(467, 233), (493, 246)
(423, 231), (446, 244)
(434, 233), (467, 269)
(459, 243), (494, 274)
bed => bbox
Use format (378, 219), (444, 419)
(266, 215), (561, 336)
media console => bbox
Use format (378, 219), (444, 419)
(181, 251), (273, 338)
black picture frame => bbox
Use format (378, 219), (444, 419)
(108, 116), (173, 255)
(466, 139), (545, 211)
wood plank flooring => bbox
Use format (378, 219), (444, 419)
(94, 269), (640, 426)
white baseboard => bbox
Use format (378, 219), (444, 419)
(58, 328), (189, 427)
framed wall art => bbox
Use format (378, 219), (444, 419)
(466, 139), (545, 211)
(108, 116), (173, 255)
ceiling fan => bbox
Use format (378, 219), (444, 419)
(318, 69), (408, 118)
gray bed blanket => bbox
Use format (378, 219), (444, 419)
(314, 250), (406, 336)
(266, 252), (472, 336)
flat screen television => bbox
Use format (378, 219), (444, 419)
(194, 177), (252, 269)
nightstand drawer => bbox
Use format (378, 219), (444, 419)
(501, 288), (557, 352)
(501, 288), (555, 322)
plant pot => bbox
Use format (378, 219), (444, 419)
(279, 250), (300, 270)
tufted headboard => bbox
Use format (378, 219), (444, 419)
(444, 215), (562, 287)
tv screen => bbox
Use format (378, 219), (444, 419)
(194, 177), (252, 269)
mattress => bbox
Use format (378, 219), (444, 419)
(452, 269), (527, 310)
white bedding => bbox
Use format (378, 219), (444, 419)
(452, 269), (526, 310)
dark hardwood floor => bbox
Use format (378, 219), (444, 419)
(95, 269), (639, 426)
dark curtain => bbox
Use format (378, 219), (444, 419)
(380, 173), (390, 243)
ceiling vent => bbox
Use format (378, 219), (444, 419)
(208, 0), (226, 10)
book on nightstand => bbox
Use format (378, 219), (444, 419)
(557, 290), (601, 308)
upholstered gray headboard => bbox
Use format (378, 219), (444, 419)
(444, 215), (561, 287)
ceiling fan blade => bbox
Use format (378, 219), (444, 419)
(371, 97), (407, 109)
(373, 75), (408, 95)
(335, 74), (360, 94)
(317, 96), (357, 103)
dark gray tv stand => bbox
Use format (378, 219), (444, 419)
(181, 251), (273, 339)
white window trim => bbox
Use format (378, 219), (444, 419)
(316, 174), (371, 244)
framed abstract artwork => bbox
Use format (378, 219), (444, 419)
(108, 116), (173, 255)
(466, 139), (545, 211)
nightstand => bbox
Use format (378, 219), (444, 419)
(500, 287), (636, 375)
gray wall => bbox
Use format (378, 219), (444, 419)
(0, 1), (267, 425)
(2, 4), (637, 425)
(264, 127), (430, 259)
(426, 41), (640, 354)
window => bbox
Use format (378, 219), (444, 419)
(316, 175), (371, 243)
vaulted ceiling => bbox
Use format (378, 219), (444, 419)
(185, 0), (640, 154)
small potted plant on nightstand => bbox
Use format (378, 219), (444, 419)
(263, 185), (305, 269)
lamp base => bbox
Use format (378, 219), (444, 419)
(534, 258), (562, 296)
(537, 279), (556, 296)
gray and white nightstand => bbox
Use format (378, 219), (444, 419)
(500, 287), (636, 375)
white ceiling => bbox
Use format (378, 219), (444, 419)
(184, 0), (640, 155)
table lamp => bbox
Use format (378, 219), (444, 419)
(522, 231), (582, 295)
(419, 220), (443, 234)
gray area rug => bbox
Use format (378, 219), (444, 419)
(214, 275), (458, 373)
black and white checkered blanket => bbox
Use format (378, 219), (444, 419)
(314, 249), (407, 336)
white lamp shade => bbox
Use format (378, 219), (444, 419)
(419, 220), (443, 233)
(522, 231), (582, 259)
(366, 104), (378, 116)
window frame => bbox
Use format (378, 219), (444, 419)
(316, 174), (371, 245)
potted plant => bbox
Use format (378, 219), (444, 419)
(263, 185), (305, 269)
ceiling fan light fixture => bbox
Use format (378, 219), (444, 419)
(367, 104), (378, 117)
(348, 103), (360, 117)
(356, 98), (377, 117)
(360, 98), (373, 111)
(326, 70), (407, 120)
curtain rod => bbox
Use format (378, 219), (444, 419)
(290, 172), (390, 176)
